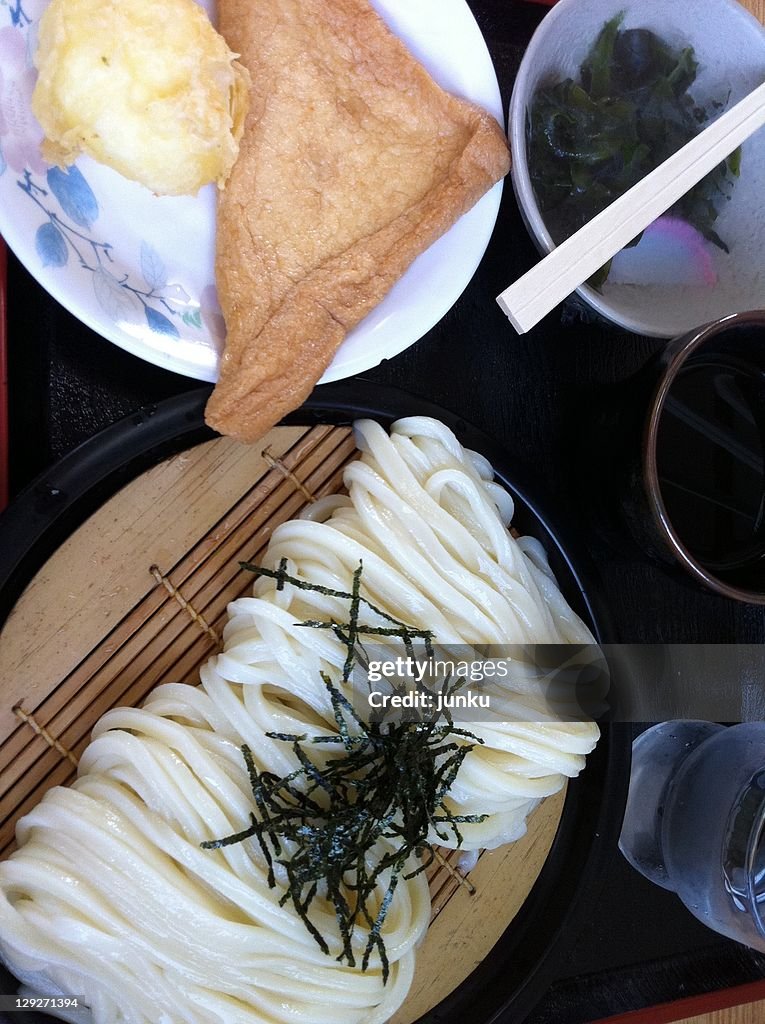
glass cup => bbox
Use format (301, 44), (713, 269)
(619, 721), (765, 950)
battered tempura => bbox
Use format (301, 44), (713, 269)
(32, 0), (249, 196)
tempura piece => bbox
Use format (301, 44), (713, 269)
(32, 0), (249, 196)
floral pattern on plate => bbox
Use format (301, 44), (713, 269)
(20, 165), (210, 340)
(0, 19), (44, 176)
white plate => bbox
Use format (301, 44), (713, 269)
(0, 0), (504, 382)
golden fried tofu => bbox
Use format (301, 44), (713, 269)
(32, 0), (249, 195)
(205, 0), (510, 444)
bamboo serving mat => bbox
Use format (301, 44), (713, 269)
(0, 424), (565, 1021)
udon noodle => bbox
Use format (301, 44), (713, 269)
(0, 417), (600, 1023)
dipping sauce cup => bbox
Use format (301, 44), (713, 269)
(642, 311), (765, 604)
(583, 310), (765, 605)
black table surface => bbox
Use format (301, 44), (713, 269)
(4, 1), (765, 1022)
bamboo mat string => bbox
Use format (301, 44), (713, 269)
(261, 445), (318, 503)
(432, 848), (477, 895)
(149, 565), (222, 647)
(13, 706), (79, 768)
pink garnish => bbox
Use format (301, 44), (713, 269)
(608, 215), (718, 288)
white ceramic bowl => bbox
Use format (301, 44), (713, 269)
(509, 0), (765, 338)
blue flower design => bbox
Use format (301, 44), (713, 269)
(7, 0), (31, 28)
(35, 222), (68, 267)
(18, 166), (202, 341)
(46, 166), (99, 229)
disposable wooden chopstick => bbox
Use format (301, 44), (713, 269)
(496, 80), (765, 334)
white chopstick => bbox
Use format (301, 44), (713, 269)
(496, 80), (765, 334)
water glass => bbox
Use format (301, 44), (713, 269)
(619, 721), (765, 949)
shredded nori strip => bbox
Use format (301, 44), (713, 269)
(201, 561), (487, 982)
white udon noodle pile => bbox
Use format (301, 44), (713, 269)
(0, 417), (600, 1024)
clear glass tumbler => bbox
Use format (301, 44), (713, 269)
(619, 721), (765, 950)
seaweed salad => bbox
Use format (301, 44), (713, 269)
(527, 13), (741, 286)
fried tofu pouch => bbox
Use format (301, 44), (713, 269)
(205, 0), (511, 444)
(32, 0), (249, 196)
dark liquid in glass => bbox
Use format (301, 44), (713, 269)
(656, 352), (765, 589)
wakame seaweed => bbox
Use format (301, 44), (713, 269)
(201, 559), (486, 983)
(527, 13), (741, 286)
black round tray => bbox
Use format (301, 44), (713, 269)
(0, 381), (630, 1024)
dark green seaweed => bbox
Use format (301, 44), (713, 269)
(527, 13), (741, 286)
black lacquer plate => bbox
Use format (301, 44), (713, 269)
(0, 381), (630, 1024)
